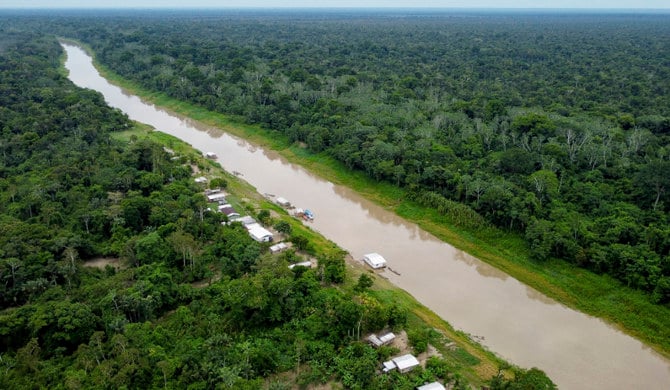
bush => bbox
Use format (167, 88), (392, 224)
(426, 356), (450, 380)
(209, 177), (228, 189)
(355, 274), (374, 292)
(257, 209), (271, 225)
(407, 328), (430, 354)
(273, 220), (292, 235)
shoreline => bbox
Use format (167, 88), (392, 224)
(113, 122), (511, 385)
(61, 39), (670, 361)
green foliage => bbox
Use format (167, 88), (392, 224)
(28, 300), (98, 356)
(409, 191), (488, 230)
(407, 327), (432, 354)
(490, 367), (557, 390)
(525, 219), (557, 261)
(0, 32), (467, 390)
(45, 11), (670, 303)
(273, 220), (292, 235)
(290, 234), (310, 251)
(425, 356), (450, 380)
(209, 177), (228, 189)
(319, 252), (346, 284)
(335, 342), (378, 390)
(18, 12), (670, 387)
(6, 11), (667, 319)
(512, 113), (557, 137)
(355, 273), (374, 292)
(134, 231), (172, 266)
(510, 368), (557, 390)
(257, 209), (272, 225)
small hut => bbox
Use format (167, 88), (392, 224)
(382, 354), (420, 374)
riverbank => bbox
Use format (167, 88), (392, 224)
(113, 123), (514, 386)
(65, 40), (670, 358)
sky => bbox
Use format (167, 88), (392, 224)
(1, 1), (668, 9)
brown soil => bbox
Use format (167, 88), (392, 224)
(83, 257), (123, 270)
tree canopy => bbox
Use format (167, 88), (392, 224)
(17, 10), (667, 302)
(0, 28), (542, 389)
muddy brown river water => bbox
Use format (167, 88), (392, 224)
(63, 43), (670, 389)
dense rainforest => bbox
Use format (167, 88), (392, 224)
(0, 29), (558, 389)
(19, 9), (668, 304)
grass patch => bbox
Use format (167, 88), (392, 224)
(75, 41), (670, 359)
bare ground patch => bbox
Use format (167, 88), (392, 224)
(83, 257), (124, 270)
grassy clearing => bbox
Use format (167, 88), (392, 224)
(81, 43), (670, 358)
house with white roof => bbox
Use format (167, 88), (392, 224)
(363, 253), (387, 269)
(246, 223), (273, 243)
(416, 382), (446, 390)
(382, 354), (420, 373)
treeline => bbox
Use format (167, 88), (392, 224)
(28, 11), (669, 303)
(0, 31), (553, 389)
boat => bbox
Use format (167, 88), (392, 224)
(363, 253), (387, 269)
(303, 209), (314, 221)
(205, 152), (217, 159)
(275, 197), (291, 208)
(292, 208), (314, 221)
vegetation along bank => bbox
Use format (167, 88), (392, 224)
(32, 10), (670, 357)
(0, 29), (554, 389)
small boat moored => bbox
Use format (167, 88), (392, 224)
(303, 209), (314, 221)
(292, 208), (315, 221)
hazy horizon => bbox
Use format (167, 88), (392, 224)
(1, 1), (668, 10)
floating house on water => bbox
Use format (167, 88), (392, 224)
(275, 197), (291, 208)
(363, 253), (387, 269)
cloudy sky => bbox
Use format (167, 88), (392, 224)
(1, 1), (668, 9)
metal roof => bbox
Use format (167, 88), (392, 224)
(392, 354), (420, 371)
(246, 223), (273, 241)
(417, 382), (446, 390)
(363, 252), (387, 267)
(379, 332), (395, 344)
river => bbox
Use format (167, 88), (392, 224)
(62, 43), (670, 389)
